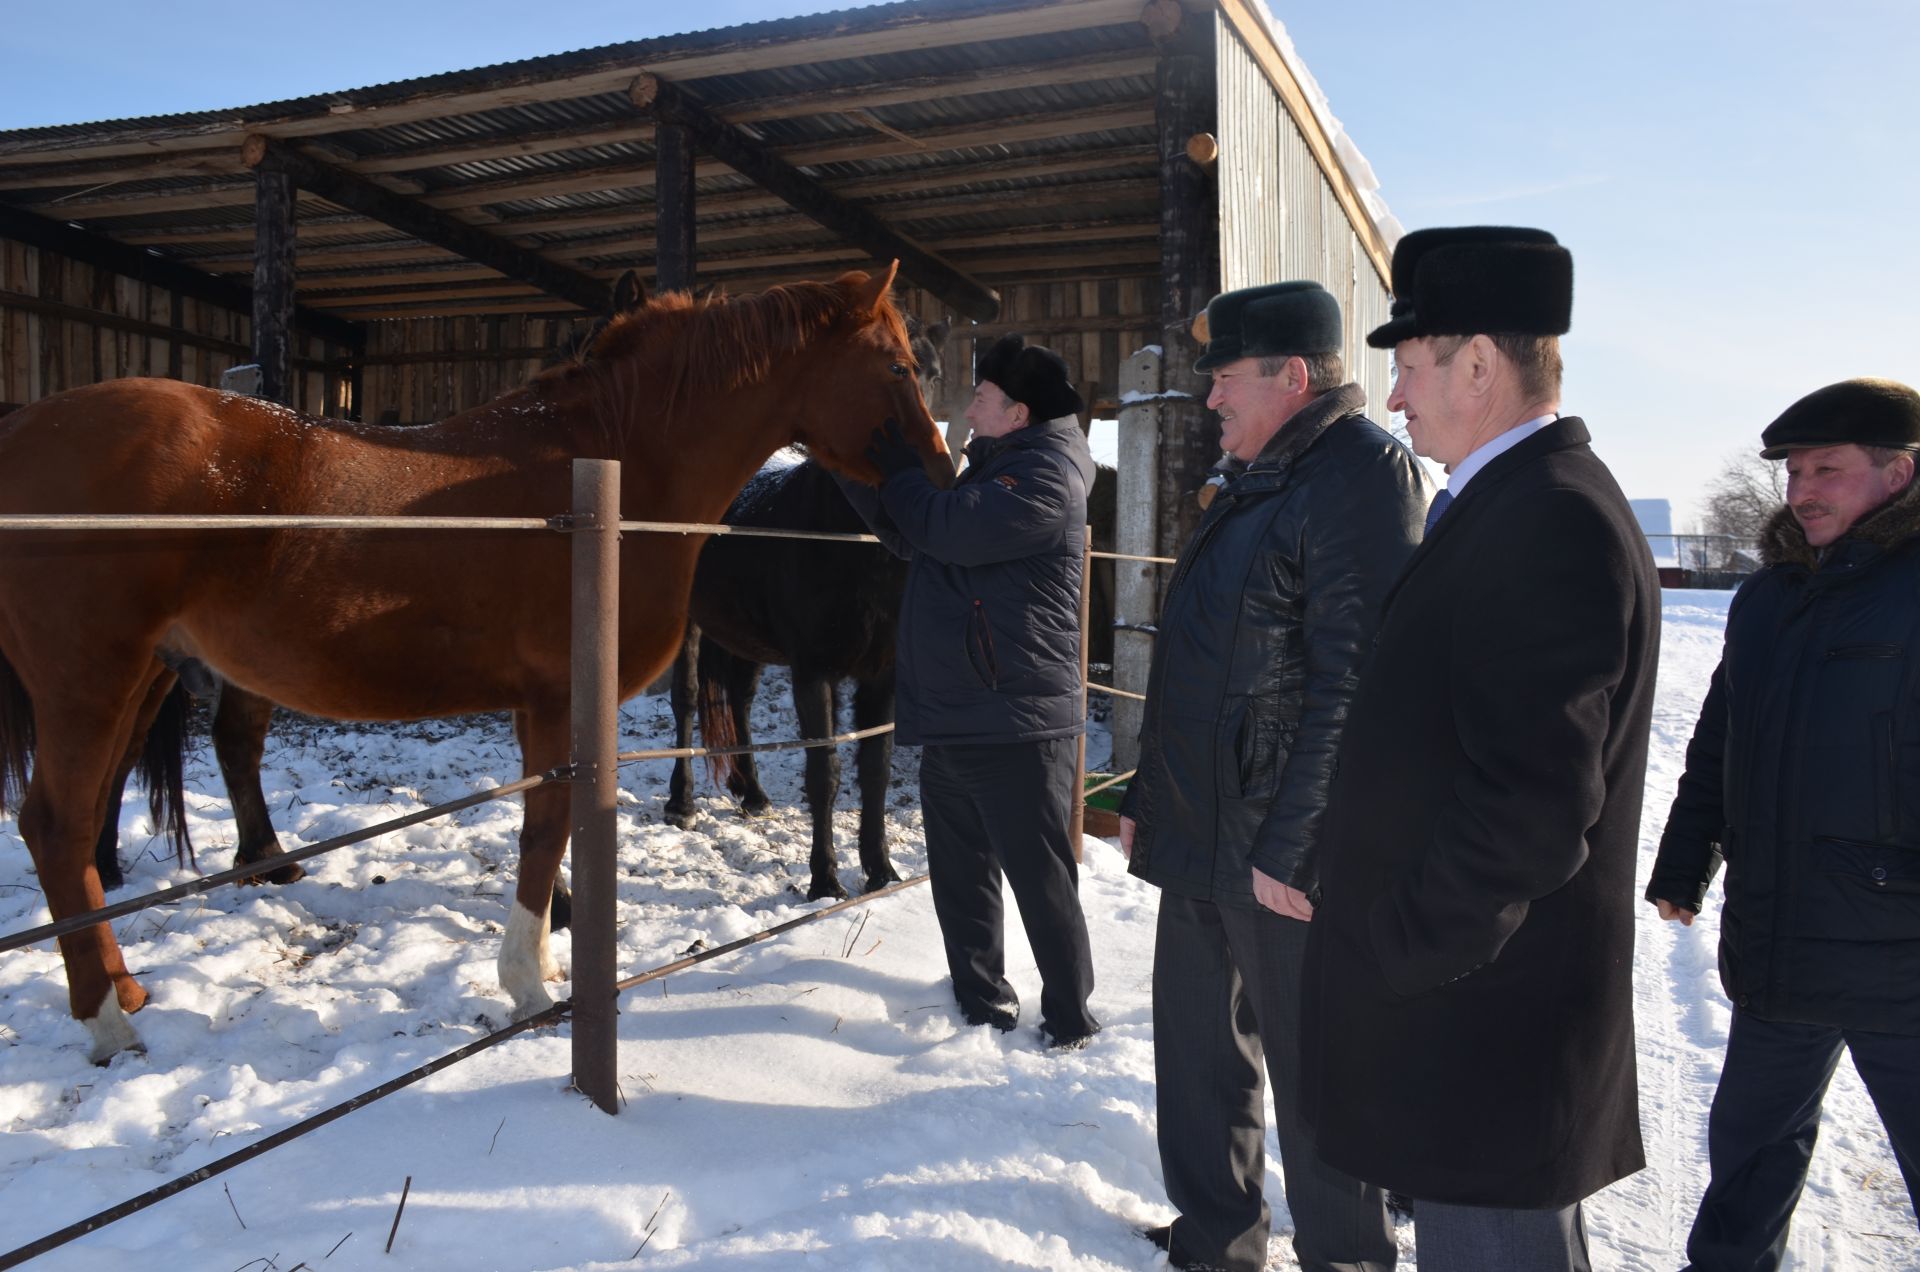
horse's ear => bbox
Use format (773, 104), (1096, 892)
(925, 319), (950, 347)
(846, 261), (899, 317)
(613, 269), (647, 314)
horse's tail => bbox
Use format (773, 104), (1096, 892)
(135, 682), (196, 870)
(696, 643), (744, 796)
(0, 647), (33, 817)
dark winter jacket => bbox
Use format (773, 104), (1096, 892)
(1648, 481), (1920, 1035)
(1302, 417), (1660, 1209)
(1119, 386), (1427, 907)
(843, 416), (1094, 746)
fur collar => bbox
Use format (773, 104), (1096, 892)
(1760, 478), (1920, 569)
(1247, 383), (1368, 472)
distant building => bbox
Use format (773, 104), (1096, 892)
(1632, 498), (1678, 565)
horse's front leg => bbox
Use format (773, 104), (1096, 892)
(90, 666), (181, 890)
(852, 674), (901, 892)
(663, 625), (700, 830)
(215, 685), (304, 885)
(500, 701), (571, 1019)
(792, 671), (847, 901)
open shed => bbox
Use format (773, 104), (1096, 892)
(0, 0), (1398, 756)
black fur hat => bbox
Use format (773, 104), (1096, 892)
(1192, 281), (1342, 372)
(1759, 378), (1920, 459)
(1366, 226), (1573, 348)
(975, 335), (1085, 421)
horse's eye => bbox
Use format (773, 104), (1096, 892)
(890, 363), (910, 377)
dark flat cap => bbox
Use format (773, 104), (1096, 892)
(1367, 226), (1572, 348)
(976, 334), (1085, 421)
(1192, 281), (1343, 372)
(1759, 378), (1920, 459)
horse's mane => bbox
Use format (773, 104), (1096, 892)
(530, 274), (912, 454)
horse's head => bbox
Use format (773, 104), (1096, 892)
(792, 263), (951, 489)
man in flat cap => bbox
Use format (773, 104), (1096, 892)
(851, 335), (1102, 1050)
(1119, 280), (1425, 1272)
(1300, 227), (1660, 1270)
(1649, 379), (1920, 1270)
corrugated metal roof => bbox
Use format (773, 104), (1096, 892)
(0, 0), (1383, 322)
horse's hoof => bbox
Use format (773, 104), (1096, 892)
(740, 796), (773, 818)
(807, 876), (850, 902)
(238, 848), (306, 886)
(861, 869), (903, 894)
(663, 806), (697, 831)
(85, 994), (146, 1064)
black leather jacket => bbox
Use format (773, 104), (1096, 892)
(1650, 484), (1920, 1033)
(1122, 386), (1427, 907)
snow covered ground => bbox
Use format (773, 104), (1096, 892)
(1, 591), (1913, 1271)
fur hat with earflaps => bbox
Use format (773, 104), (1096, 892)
(976, 335), (1085, 421)
(1367, 226), (1573, 348)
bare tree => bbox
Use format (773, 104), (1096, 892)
(1694, 450), (1785, 567)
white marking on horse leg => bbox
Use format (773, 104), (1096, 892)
(499, 900), (557, 1020)
(83, 991), (144, 1064)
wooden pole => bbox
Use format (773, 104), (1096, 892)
(1071, 523), (1092, 859)
(251, 168), (296, 403)
(1149, 6), (1221, 560)
(569, 458), (621, 1115)
(654, 122), (696, 294)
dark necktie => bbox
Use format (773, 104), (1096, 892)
(1423, 488), (1454, 535)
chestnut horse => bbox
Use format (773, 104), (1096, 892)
(0, 264), (947, 1061)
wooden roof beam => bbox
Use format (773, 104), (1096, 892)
(630, 74), (999, 322)
(241, 136), (608, 313)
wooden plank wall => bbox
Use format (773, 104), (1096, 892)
(1214, 23), (1394, 421)
(0, 238), (344, 414)
(358, 277), (1161, 427)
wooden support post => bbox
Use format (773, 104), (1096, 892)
(569, 458), (621, 1116)
(1150, 8), (1221, 559)
(631, 73), (999, 321)
(654, 122), (697, 294)
(252, 169), (297, 403)
(1071, 523), (1092, 859)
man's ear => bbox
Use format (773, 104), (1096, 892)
(1890, 451), (1917, 495)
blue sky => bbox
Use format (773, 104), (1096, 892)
(4, 0), (1915, 524)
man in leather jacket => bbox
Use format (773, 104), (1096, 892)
(1118, 281), (1426, 1272)
(1649, 378), (1920, 1271)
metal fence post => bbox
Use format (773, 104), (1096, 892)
(570, 457), (621, 1114)
(1071, 523), (1092, 860)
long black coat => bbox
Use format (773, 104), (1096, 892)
(1120, 386), (1427, 907)
(849, 416), (1094, 746)
(1648, 484), (1920, 1035)
(1301, 418), (1660, 1209)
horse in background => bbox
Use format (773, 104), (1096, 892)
(0, 264), (948, 1061)
(661, 318), (946, 900)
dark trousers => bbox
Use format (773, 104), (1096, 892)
(1413, 1199), (1590, 1272)
(1154, 892), (1396, 1272)
(1685, 1009), (1920, 1271)
(919, 738), (1098, 1038)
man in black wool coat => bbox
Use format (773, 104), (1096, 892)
(847, 333), (1101, 1050)
(1300, 227), (1661, 1272)
(1648, 378), (1920, 1271)
(1120, 280), (1425, 1272)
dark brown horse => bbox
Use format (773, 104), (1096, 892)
(0, 265), (947, 1061)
